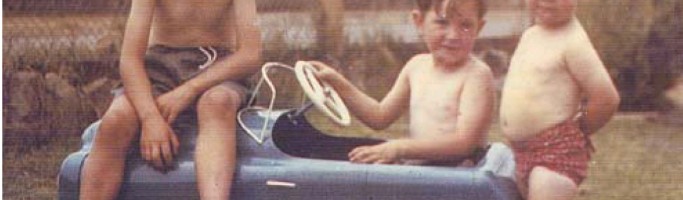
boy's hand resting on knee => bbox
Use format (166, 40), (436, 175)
(144, 84), (197, 171)
(156, 85), (199, 123)
(140, 116), (180, 171)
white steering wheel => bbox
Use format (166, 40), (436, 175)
(294, 61), (351, 126)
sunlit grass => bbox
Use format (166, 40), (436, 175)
(577, 115), (683, 200)
(3, 134), (81, 200)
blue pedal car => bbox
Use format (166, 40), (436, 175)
(58, 62), (521, 200)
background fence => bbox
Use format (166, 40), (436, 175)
(3, 0), (525, 137)
(4, 0), (683, 139)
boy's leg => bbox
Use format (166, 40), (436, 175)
(195, 84), (244, 200)
(80, 96), (140, 200)
(527, 166), (580, 200)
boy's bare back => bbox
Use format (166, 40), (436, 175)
(500, 18), (610, 140)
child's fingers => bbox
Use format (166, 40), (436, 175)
(348, 146), (368, 159)
(350, 148), (373, 163)
(374, 159), (392, 165)
(310, 61), (341, 73)
(139, 142), (146, 160)
(167, 112), (178, 124)
(310, 60), (340, 72)
(158, 105), (169, 120)
(171, 133), (180, 155)
(161, 142), (174, 167)
(349, 151), (362, 162)
(150, 145), (164, 170)
(141, 142), (150, 161)
(307, 60), (326, 70)
(359, 154), (381, 164)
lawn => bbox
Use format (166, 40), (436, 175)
(3, 113), (683, 199)
(576, 115), (683, 200)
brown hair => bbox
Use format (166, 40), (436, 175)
(415, 0), (487, 19)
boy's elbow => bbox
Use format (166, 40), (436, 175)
(592, 91), (620, 114)
(367, 122), (390, 131)
(606, 87), (621, 110)
(610, 93), (621, 111)
(436, 137), (479, 160)
(367, 116), (393, 130)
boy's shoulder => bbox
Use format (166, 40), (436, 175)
(403, 54), (492, 75)
(467, 56), (494, 78)
(470, 56), (489, 68)
(520, 25), (542, 39)
(407, 54), (433, 65)
(559, 21), (599, 61)
(402, 54), (433, 72)
(566, 23), (594, 47)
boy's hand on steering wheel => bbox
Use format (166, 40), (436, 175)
(307, 61), (343, 85)
(295, 61), (353, 126)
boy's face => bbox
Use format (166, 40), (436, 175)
(413, 0), (485, 67)
(528, 0), (576, 27)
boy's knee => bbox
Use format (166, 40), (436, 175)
(102, 97), (138, 124)
(98, 97), (139, 144)
(529, 166), (579, 190)
(197, 87), (242, 111)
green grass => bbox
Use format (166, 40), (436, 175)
(3, 134), (81, 200)
(576, 115), (683, 200)
(3, 114), (683, 199)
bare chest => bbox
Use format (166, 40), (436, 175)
(507, 39), (570, 86)
(409, 70), (466, 118)
(151, 0), (235, 45)
(156, 0), (232, 28)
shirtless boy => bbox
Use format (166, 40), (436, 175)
(499, 0), (620, 199)
(80, 0), (261, 199)
(311, 0), (494, 166)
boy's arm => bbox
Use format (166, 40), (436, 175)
(309, 59), (412, 130)
(120, 0), (161, 121)
(349, 66), (495, 163)
(120, 0), (180, 169)
(183, 0), (262, 94)
(565, 38), (620, 134)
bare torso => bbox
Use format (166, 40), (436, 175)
(408, 55), (483, 140)
(500, 21), (586, 141)
(150, 0), (236, 47)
